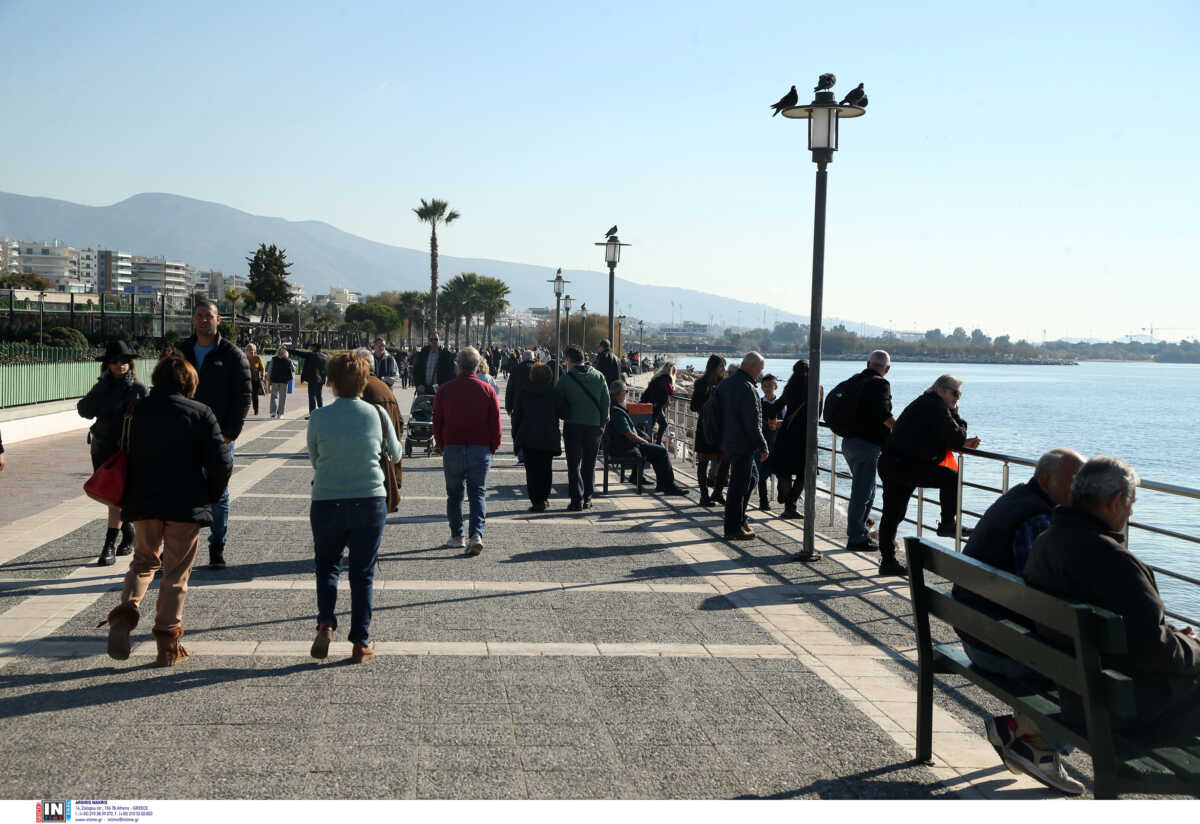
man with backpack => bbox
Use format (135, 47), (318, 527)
(824, 349), (894, 551)
(555, 347), (610, 511)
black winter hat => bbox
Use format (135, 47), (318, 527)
(97, 339), (138, 363)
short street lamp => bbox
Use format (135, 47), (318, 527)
(563, 294), (574, 350)
(781, 77), (866, 561)
(595, 232), (630, 350)
(548, 268), (569, 379)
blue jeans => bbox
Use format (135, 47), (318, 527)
(310, 497), (387, 645)
(443, 444), (492, 538)
(209, 441), (234, 549)
(842, 436), (882, 543)
(724, 452), (758, 533)
(563, 423), (602, 505)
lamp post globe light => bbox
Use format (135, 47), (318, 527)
(563, 294), (574, 350)
(781, 77), (867, 561)
(548, 268), (569, 379)
(616, 314), (627, 358)
(595, 231), (630, 349)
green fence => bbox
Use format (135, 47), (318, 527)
(0, 358), (159, 407)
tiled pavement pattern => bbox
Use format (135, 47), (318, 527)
(0, 381), (1087, 799)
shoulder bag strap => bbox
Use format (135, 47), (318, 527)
(120, 399), (138, 453)
(567, 370), (604, 414)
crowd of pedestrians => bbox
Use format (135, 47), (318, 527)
(68, 316), (1198, 801)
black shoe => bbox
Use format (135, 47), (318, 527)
(723, 529), (754, 542)
(698, 494), (714, 507)
(115, 539), (134, 556)
(97, 543), (117, 567)
(936, 521), (972, 538)
(758, 500), (772, 512)
(582, 499), (592, 509)
(878, 558), (908, 577)
(794, 549), (822, 562)
(566, 502), (584, 512)
(710, 493), (727, 505)
(528, 502), (546, 513)
(656, 484), (688, 496)
(846, 538), (879, 551)
(116, 524), (135, 555)
(208, 547), (227, 570)
(780, 507), (802, 520)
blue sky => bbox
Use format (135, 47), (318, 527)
(3, 0), (1198, 341)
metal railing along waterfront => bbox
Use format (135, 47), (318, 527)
(632, 385), (1200, 629)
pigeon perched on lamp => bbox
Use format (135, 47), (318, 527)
(857, 94), (868, 109)
(814, 73), (836, 92)
(604, 226), (617, 238)
(770, 85), (799, 116)
(839, 83), (865, 106)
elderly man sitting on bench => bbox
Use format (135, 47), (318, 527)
(607, 380), (688, 497)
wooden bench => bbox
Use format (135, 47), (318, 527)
(906, 536), (1200, 799)
(600, 432), (645, 494)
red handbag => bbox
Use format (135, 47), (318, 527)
(83, 401), (136, 507)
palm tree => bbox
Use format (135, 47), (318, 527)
(476, 277), (511, 348)
(440, 273), (478, 350)
(394, 290), (425, 350)
(412, 198), (460, 331)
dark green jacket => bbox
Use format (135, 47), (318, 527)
(555, 364), (610, 427)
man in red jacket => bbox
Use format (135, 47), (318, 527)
(433, 347), (502, 557)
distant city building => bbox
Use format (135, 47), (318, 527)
(0, 239), (19, 276)
(660, 321), (710, 339)
(97, 249), (134, 293)
(11, 240), (88, 292)
(323, 286), (359, 310)
(131, 255), (189, 300)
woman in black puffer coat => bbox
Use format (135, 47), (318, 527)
(770, 359), (823, 520)
(690, 355), (729, 507)
(77, 340), (148, 566)
(513, 363), (562, 512)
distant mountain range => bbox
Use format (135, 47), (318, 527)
(0, 190), (882, 331)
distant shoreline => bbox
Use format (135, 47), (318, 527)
(661, 352), (1079, 366)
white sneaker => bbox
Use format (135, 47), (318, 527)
(1005, 735), (1084, 796)
(444, 535), (465, 549)
(467, 534), (483, 556)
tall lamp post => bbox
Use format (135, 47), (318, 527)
(595, 232), (630, 349)
(580, 303), (588, 354)
(548, 269), (569, 379)
(616, 314), (627, 358)
(563, 294), (574, 351)
(782, 77), (866, 561)
(639, 320), (645, 358)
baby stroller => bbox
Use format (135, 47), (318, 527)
(405, 393), (436, 457)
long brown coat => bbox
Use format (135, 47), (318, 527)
(362, 376), (405, 501)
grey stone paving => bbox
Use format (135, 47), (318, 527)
(0, 379), (969, 799)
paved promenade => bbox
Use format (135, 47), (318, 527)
(0, 380), (1092, 799)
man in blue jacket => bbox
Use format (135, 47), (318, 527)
(716, 353), (769, 541)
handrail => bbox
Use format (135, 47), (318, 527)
(635, 386), (1200, 628)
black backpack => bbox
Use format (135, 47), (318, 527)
(822, 372), (870, 437)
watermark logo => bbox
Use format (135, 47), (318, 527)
(36, 801), (71, 822)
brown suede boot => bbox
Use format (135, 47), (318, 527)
(99, 602), (140, 661)
(351, 642), (374, 664)
(311, 622), (335, 659)
(153, 626), (189, 667)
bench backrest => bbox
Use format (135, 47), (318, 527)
(906, 536), (1138, 723)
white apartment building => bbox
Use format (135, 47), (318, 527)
(132, 255), (190, 300)
(11, 240), (88, 292)
(1, 239), (20, 276)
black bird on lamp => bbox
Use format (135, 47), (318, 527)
(857, 94), (868, 109)
(839, 83), (866, 106)
(813, 73), (836, 92)
(604, 226), (617, 238)
(769, 85), (798, 116)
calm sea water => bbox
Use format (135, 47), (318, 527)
(674, 358), (1200, 622)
